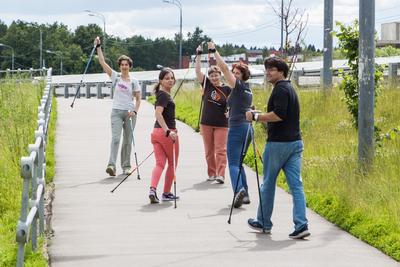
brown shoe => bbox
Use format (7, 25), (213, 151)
(106, 165), (116, 176)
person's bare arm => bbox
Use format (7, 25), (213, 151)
(208, 42), (236, 88)
(94, 36), (112, 77)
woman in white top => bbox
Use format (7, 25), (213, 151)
(94, 37), (141, 176)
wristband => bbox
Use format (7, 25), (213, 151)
(196, 50), (203, 55)
(96, 43), (101, 48)
(208, 48), (216, 53)
(165, 129), (171, 137)
(133, 110), (137, 115)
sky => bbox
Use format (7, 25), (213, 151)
(1, 0), (400, 49)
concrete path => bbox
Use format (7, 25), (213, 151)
(49, 98), (399, 267)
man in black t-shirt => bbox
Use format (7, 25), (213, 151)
(245, 57), (310, 239)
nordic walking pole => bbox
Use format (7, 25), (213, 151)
(250, 123), (265, 233)
(228, 124), (251, 224)
(110, 151), (153, 193)
(129, 112), (141, 180)
(70, 44), (97, 108)
(196, 43), (209, 132)
(172, 141), (177, 209)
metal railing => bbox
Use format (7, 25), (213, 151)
(16, 68), (53, 267)
(0, 68), (48, 81)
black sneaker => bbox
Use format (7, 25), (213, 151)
(289, 225), (310, 239)
(242, 192), (250, 205)
(247, 218), (271, 233)
(162, 192), (180, 201)
(233, 188), (246, 208)
(149, 188), (159, 204)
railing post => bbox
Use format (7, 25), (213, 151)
(141, 82), (147, 100)
(388, 63), (398, 88)
(16, 157), (33, 267)
(97, 83), (103, 99)
(64, 84), (69, 98)
(28, 143), (39, 251)
(35, 132), (46, 234)
(110, 84), (114, 99)
(86, 84), (91, 98)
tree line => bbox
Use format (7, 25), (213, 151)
(0, 20), (265, 74)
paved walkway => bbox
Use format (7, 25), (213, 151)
(49, 98), (399, 267)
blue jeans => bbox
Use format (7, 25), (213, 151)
(227, 123), (251, 193)
(257, 140), (308, 231)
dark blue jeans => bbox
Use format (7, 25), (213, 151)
(227, 123), (251, 193)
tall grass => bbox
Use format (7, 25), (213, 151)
(0, 79), (56, 266)
(167, 83), (400, 261)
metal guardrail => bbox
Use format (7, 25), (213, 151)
(0, 68), (48, 81)
(16, 68), (53, 267)
(291, 62), (399, 86)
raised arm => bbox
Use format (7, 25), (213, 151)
(94, 36), (113, 77)
(195, 44), (205, 84)
(208, 42), (236, 88)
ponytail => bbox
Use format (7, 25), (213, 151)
(154, 82), (161, 93)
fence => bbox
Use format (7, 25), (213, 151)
(15, 68), (53, 267)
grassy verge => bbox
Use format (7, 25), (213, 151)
(0, 79), (57, 266)
(149, 83), (400, 261)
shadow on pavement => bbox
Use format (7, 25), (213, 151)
(138, 202), (174, 212)
(181, 180), (226, 192)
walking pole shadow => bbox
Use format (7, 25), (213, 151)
(68, 175), (126, 188)
(187, 206), (245, 220)
(181, 180), (226, 192)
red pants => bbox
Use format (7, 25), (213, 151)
(200, 124), (228, 178)
(150, 128), (179, 193)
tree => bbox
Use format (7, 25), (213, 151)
(73, 24), (103, 55)
(269, 0), (308, 58)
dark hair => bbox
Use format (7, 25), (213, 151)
(118, 55), (133, 67)
(264, 57), (289, 78)
(154, 68), (175, 93)
(231, 62), (250, 81)
(208, 65), (222, 75)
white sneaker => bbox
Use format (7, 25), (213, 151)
(123, 168), (131, 175)
(215, 176), (225, 184)
(206, 176), (216, 181)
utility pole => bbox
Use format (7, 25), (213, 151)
(358, 0), (375, 168)
(280, 0), (284, 56)
(40, 28), (43, 68)
(323, 0), (333, 89)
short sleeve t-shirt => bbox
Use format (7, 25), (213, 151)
(227, 79), (253, 127)
(267, 80), (301, 142)
(200, 77), (231, 127)
(154, 90), (176, 129)
(111, 70), (140, 111)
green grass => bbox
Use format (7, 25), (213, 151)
(0, 79), (56, 266)
(156, 83), (400, 261)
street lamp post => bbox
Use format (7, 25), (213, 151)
(163, 0), (182, 69)
(85, 10), (106, 56)
(0, 43), (14, 70)
(45, 49), (63, 75)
